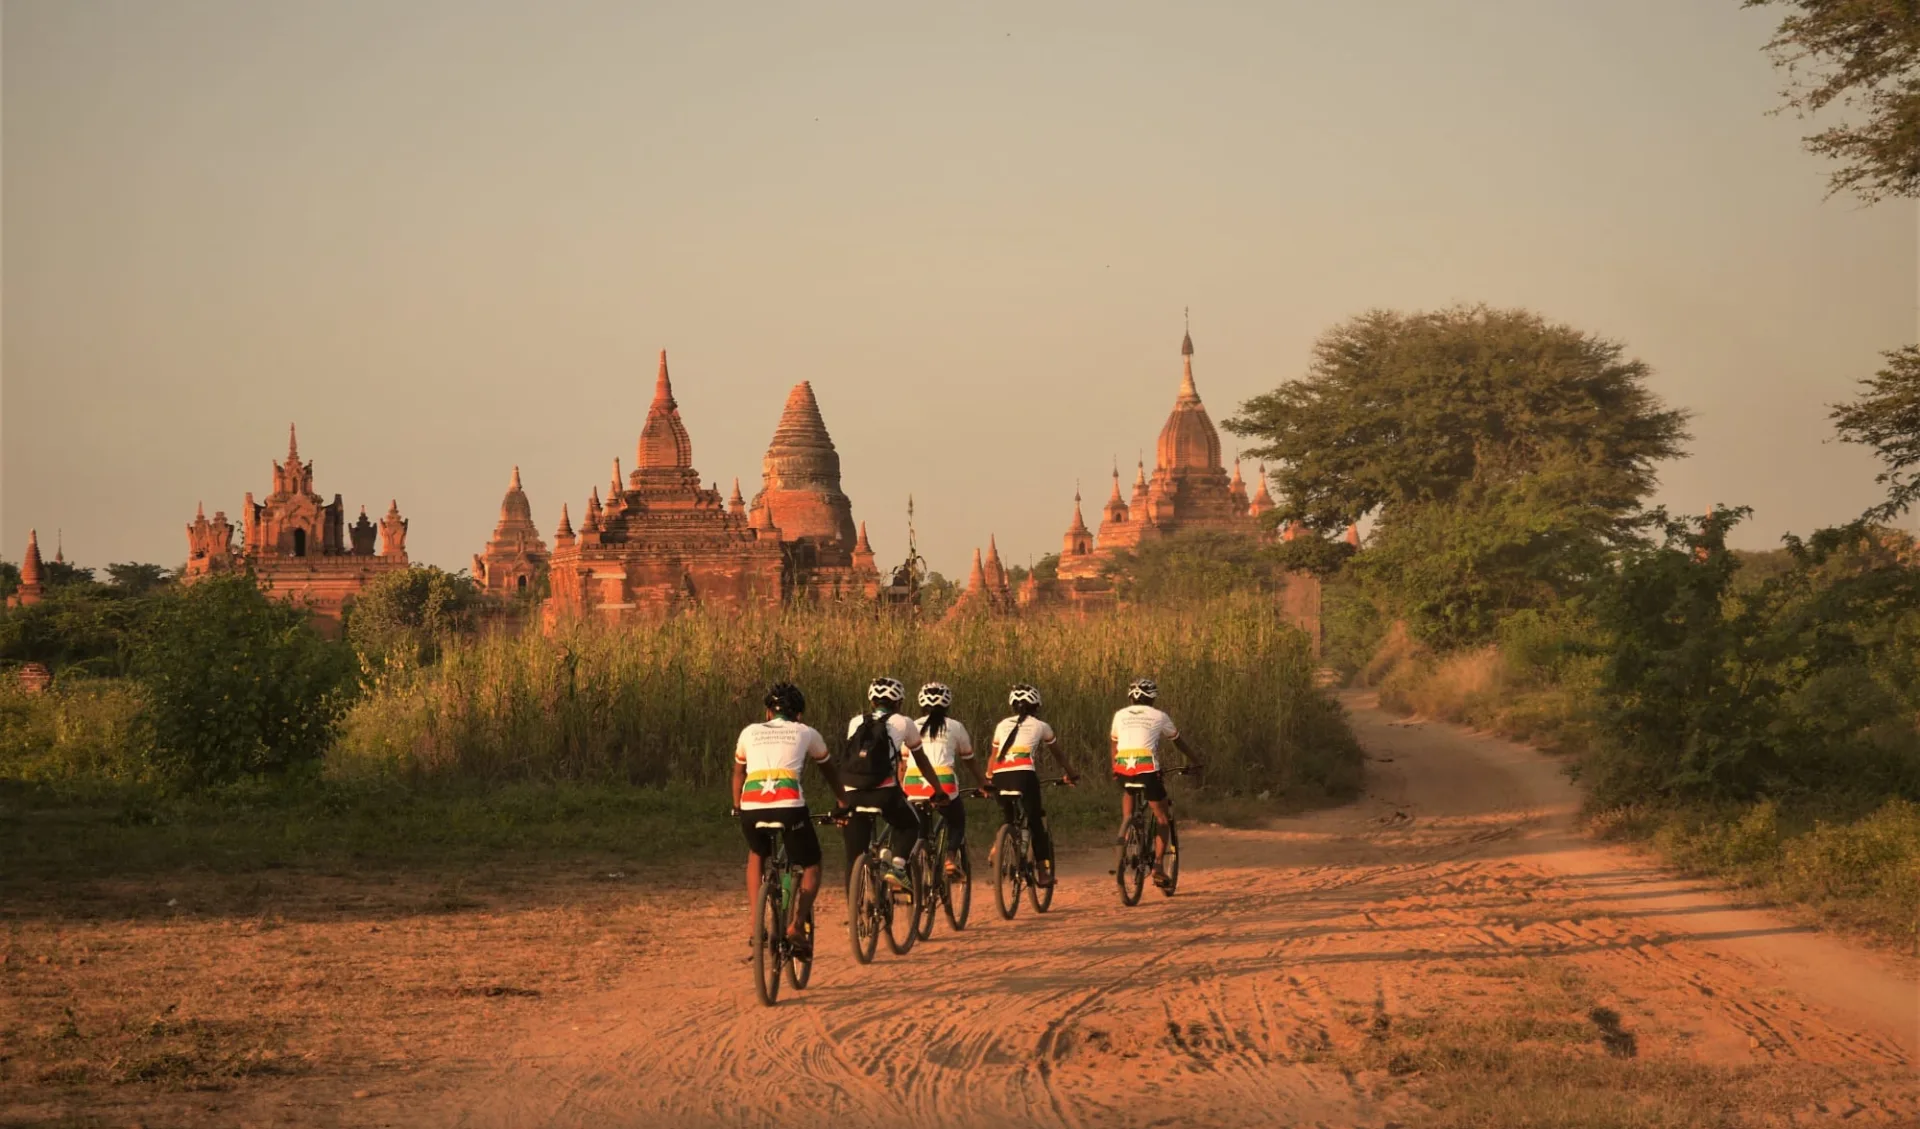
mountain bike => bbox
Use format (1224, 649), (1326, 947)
(841, 802), (923, 963)
(908, 793), (973, 939)
(989, 778), (1070, 920)
(747, 811), (836, 1007)
(1115, 766), (1199, 906)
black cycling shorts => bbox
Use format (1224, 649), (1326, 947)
(1116, 771), (1168, 803)
(739, 807), (822, 868)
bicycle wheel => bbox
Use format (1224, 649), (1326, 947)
(1117, 819), (1146, 906)
(752, 876), (783, 1007)
(912, 844), (939, 941)
(1159, 840), (1180, 897)
(847, 861), (880, 965)
(1027, 838), (1055, 914)
(993, 825), (1021, 920)
(884, 855), (919, 956)
(944, 843), (972, 931)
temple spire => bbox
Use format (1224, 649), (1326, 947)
(288, 422), (300, 464)
(510, 465), (522, 491)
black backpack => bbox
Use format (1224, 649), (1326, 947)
(836, 709), (899, 790)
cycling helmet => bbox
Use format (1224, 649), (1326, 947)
(918, 682), (953, 710)
(1008, 683), (1043, 710)
(1127, 677), (1159, 703)
(764, 681), (806, 717)
(867, 676), (906, 705)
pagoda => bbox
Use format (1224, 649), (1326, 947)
(184, 425), (410, 625)
(473, 467), (550, 598)
(544, 351), (789, 620)
(748, 381), (881, 598)
(6, 529), (46, 607)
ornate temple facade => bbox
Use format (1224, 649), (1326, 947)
(184, 426), (410, 623)
(542, 352), (881, 623)
(473, 467), (549, 598)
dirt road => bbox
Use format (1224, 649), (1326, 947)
(402, 696), (1917, 1128)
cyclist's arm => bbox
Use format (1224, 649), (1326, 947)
(729, 760), (747, 814)
(1171, 733), (1198, 767)
(1042, 736), (1076, 781)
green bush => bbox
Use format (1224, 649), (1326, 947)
(134, 574), (357, 789)
(0, 677), (146, 784)
(344, 566), (481, 671)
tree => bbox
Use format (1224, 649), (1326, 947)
(1103, 531), (1300, 603)
(1746, 0), (1920, 203)
(1225, 306), (1690, 533)
(0, 561), (18, 602)
(106, 562), (174, 596)
(1832, 345), (1920, 520)
(344, 567), (480, 668)
(43, 559), (96, 590)
(134, 574), (357, 788)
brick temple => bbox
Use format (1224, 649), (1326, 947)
(184, 426), (410, 623)
(543, 351), (880, 622)
(1012, 329), (1322, 642)
(472, 467), (549, 598)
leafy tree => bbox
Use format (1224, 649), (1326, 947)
(0, 586), (170, 676)
(133, 574), (357, 788)
(1103, 531), (1303, 603)
(0, 561), (18, 602)
(1225, 306), (1690, 531)
(1585, 509), (1920, 806)
(105, 562), (174, 596)
(43, 559), (96, 590)
(1832, 345), (1920, 520)
(344, 566), (481, 668)
(918, 570), (958, 618)
(1745, 0), (1920, 203)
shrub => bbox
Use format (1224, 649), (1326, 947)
(0, 677), (146, 784)
(344, 566), (481, 670)
(134, 574), (357, 789)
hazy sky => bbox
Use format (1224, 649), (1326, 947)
(4, 0), (1914, 579)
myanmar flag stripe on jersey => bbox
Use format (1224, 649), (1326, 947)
(994, 746), (1036, 770)
(903, 767), (958, 798)
(1114, 749), (1157, 775)
(742, 768), (802, 807)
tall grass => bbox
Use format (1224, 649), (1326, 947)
(335, 596), (1360, 800)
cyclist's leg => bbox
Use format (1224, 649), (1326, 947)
(1141, 773), (1172, 873)
(880, 787), (921, 862)
(944, 792), (967, 850)
(740, 811), (775, 903)
(1117, 778), (1136, 842)
(1020, 774), (1055, 878)
(783, 813), (823, 945)
(841, 791), (876, 872)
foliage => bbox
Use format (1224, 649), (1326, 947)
(0, 586), (170, 677)
(0, 678), (146, 784)
(1353, 457), (1631, 648)
(344, 566), (481, 670)
(134, 574), (357, 789)
(918, 571), (959, 618)
(1224, 305), (1691, 532)
(45, 559), (97, 589)
(105, 562), (175, 596)
(0, 560), (18, 602)
(335, 596), (1361, 801)
(1583, 510), (1920, 807)
(1102, 530), (1308, 603)
(1832, 344), (1920, 521)
(1319, 579), (1388, 680)
(1746, 0), (1920, 202)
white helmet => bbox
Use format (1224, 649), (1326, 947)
(918, 682), (953, 710)
(1127, 677), (1159, 703)
(1008, 683), (1042, 710)
(867, 676), (906, 705)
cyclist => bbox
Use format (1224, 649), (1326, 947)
(906, 682), (988, 877)
(986, 684), (1077, 888)
(839, 676), (948, 890)
(732, 681), (841, 955)
(1111, 677), (1199, 887)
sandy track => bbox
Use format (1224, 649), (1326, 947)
(384, 696), (1918, 1129)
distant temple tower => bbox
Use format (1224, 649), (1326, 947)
(545, 351), (789, 620)
(184, 425), (409, 625)
(473, 467), (550, 597)
(749, 381), (880, 597)
(7, 529), (46, 607)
